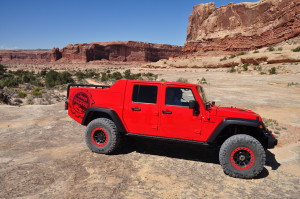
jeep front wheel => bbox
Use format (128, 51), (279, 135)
(85, 118), (121, 154)
(219, 134), (266, 179)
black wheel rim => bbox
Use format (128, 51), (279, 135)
(233, 150), (251, 167)
(93, 130), (107, 145)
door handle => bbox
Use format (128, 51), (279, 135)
(131, 107), (141, 111)
(162, 110), (172, 114)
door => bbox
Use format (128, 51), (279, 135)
(159, 86), (202, 140)
(123, 83), (160, 135)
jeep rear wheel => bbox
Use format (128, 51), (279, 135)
(85, 118), (121, 154)
(219, 134), (266, 179)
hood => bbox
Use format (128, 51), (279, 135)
(214, 106), (262, 121)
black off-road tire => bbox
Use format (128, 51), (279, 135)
(85, 118), (121, 154)
(219, 134), (266, 179)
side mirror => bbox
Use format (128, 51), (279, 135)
(205, 103), (211, 110)
(189, 100), (199, 109)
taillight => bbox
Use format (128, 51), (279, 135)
(65, 101), (68, 110)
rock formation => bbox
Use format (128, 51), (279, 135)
(0, 41), (182, 64)
(184, 0), (300, 52)
(52, 41), (182, 63)
(0, 50), (51, 64)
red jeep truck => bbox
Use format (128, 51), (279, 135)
(66, 80), (277, 178)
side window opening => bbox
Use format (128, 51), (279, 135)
(132, 85), (158, 104)
(166, 87), (195, 106)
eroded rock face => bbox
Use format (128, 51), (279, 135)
(53, 41), (182, 63)
(0, 50), (51, 64)
(185, 0), (300, 52)
(0, 42), (182, 64)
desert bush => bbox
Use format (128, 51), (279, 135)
(110, 72), (123, 80)
(260, 72), (266, 75)
(253, 50), (259, 54)
(31, 89), (42, 97)
(200, 77), (207, 84)
(18, 91), (27, 98)
(101, 72), (108, 82)
(45, 70), (74, 88)
(0, 64), (7, 78)
(268, 67), (277, 75)
(287, 82), (299, 87)
(267, 46), (275, 51)
(277, 47), (283, 51)
(229, 54), (236, 59)
(227, 66), (236, 73)
(0, 78), (19, 88)
(242, 64), (249, 71)
(176, 78), (189, 83)
(292, 46), (300, 52)
(237, 52), (246, 56)
(220, 56), (227, 61)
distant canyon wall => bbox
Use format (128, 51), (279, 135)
(0, 41), (182, 64)
(184, 0), (300, 52)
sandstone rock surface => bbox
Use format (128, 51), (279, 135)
(0, 41), (182, 64)
(54, 41), (182, 63)
(0, 50), (51, 64)
(185, 0), (300, 52)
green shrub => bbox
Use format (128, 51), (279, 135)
(31, 88), (42, 97)
(0, 77), (19, 88)
(220, 57), (227, 61)
(227, 66), (236, 73)
(242, 64), (249, 71)
(110, 72), (123, 80)
(229, 54), (236, 59)
(267, 46), (275, 51)
(0, 64), (7, 78)
(292, 46), (300, 52)
(18, 91), (27, 98)
(237, 52), (246, 56)
(75, 71), (86, 80)
(45, 70), (74, 88)
(269, 67), (277, 75)
(277, 47), (283, 51)
(260, 72), (266, 75)
(253, 50), (259, 54)
(176, 78), (189, 83)
(101, 72), (108, 82)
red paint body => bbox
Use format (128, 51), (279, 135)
(67, 80), (262, 142)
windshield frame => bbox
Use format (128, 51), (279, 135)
(197, 85), (208, 104)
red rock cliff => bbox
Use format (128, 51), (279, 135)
(184, 0), (300, 52)
(53, 41), (182, 62)
(0, 50), (51, 64)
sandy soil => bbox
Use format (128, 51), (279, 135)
(0, 67), (300, 198)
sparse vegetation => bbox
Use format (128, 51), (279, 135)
(176, 78), (189, 83)
(287, 82), (299, 87)
(254, 65), (262, 71)
(268, 67), (277, 75)
(260, 72), (266, 75)
(18, 92), (27, 98)
(31, 88), (43, 97)
(267, 46), (275, 51)
(229, 54), (236, 59)
(220, 56), (227, 61)
(200, 77), (207, 84)
(227, 66), (236, 73)
(45, 70), (74, 88)
(253, 50), (259, 54)
(242, 64), (249, 71)
(292, 46), (300, 52)
(278, 47), (283, 51)
(237, 52), (246, 56)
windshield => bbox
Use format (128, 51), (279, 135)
(197, 86), (208, 104)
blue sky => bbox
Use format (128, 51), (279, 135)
(0, 0), (259, 49)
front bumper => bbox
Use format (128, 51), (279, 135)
(266, 134), (278, 149)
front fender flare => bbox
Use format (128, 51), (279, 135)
(207, 118), (262, 143)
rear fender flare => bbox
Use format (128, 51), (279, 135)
(82, 107), (126, 133)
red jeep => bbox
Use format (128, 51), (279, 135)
(66, 80), (277, 178)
